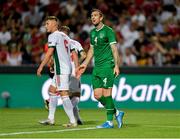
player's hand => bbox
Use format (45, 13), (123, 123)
(114, 65), (120, 78)
(37, 66), (43, 76)
(79, 64), (87, 74)
(75, 64), (87, 79)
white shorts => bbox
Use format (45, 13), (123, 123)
(51, 74), (70, 91)
(69, 76), (81, 93)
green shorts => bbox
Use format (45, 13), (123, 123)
(92, 67), (115, 89)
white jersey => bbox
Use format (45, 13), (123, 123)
(48, 31), (72, 75)
(70, 39), (84, 76)
(70, 39), (84, 54)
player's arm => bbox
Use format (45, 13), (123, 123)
(111, 44), (120, 77)
(47, 56), (54, 67)
(47, 56), (54, 73)
(108, 27), (120, 77)
(81, 46), (93, 67)
(75, 50), (86, 79)
(72, 50), (80, 79)
(37, 48), (54, 76)
(70, 41), (79, 68)
(77, 46), (93, 77)
(74, 40), (86, 63)
(72, 50), (79, 68)
(47, 56), (54, 78)
(81, 30), (94, 67)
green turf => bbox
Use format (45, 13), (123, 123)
(0, 108), (180, 138)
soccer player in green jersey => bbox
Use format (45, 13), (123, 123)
(79, 9), (124, 128)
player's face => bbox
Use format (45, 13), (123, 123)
(45, 20), (57, 33)
(91, 11), (103, 26)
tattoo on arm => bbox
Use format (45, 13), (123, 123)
(111, 44), (120, 67)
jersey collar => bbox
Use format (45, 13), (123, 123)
(96, 24), (104, 31)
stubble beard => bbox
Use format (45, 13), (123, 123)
(94, 22), (100, 27)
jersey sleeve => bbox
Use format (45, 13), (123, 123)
(70, 44), (75, 52)
(70, 39), (84, 52)
(75, 41), (84, 52)
(69, 39), (75, 52)
(107, 28), (117, 45)
(48, 34), (57, 48)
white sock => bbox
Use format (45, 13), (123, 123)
(71, 97), (81, 121)
(48, 94), (58, 121)
(116, 110), (119, 116)
(62, 96), (76, 124)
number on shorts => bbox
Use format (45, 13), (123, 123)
(103, 78), (107, 86)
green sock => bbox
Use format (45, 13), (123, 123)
(105, 96), (115, 121)
(98, 96), (106, 106)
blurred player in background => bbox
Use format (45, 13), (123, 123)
(37, 16), (77, 127)
(78, 9), (124, 128)
(60, 26), (86, 125)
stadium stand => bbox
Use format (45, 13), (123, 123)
(0, 0), (179, 66)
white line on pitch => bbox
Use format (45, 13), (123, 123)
(0, 127), (96, 136)
(144, 125), (180, 129)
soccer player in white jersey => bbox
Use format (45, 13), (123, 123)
(60, 26), (86, 125)
(43, 26), (86, 125)
(37, 16), (77, 127)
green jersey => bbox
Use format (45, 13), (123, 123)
(90, 24), (117, 68)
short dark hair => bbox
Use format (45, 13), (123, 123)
(91, 9), (103, 17)
(60, 26), (70, 35)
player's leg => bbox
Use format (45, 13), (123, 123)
(95, 68), (124, 128)
(69, 76), (83, 125)
(96, 91), (106, 106)
(102, 67), (124, 128)
(92, 69), (106, 106)
(44, 65), (55, 111)
(61, 91), (77, 127)
(58, 74), (77, 127)
(44, 99), (49, 110)
(103, 88), (124, 128)
(44, 80), (57, 111)
(71, 94), (83, 125)
(39, 84), (57, 125)
(102, 88), (124, 128)
(102, 88), (115, 126)
(94, 88), (114, 128)
(92, 69), (113, 128)
(74, 105), (83, 125)
(48, 85), (58, 123)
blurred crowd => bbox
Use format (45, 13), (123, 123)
(0, 0), (179, 66)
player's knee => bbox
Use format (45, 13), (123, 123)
(74, 97), (80, 103)
(94, 93), (101, 100)
(60, 90), (69, 96)
(71, 97), (80, 107)
(49, 85), (56, 94)
(94, 88), (103, 100)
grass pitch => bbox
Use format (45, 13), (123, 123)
(0, 108), (180, 138)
